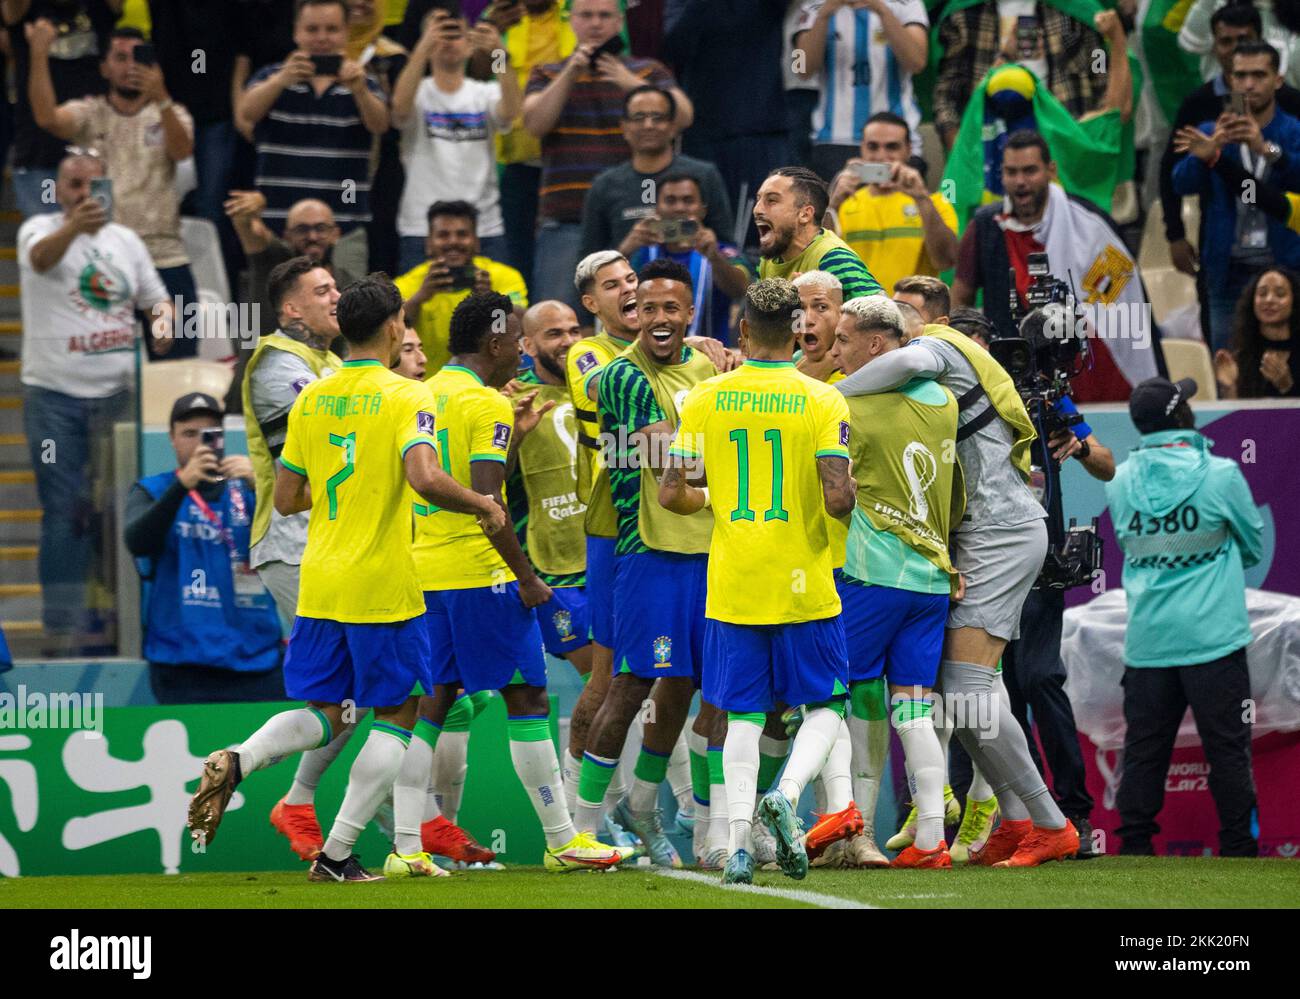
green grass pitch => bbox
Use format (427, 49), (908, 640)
(0, 858), (1293, 909)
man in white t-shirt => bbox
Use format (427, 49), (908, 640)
(793, 0), (930, 182)
(392, 10), (522, 275)
(18, 152), (172, 652)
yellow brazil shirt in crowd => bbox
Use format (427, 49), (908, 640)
(836, 188), (958, 296)
(395, 256), (529, 376)
(279, 359), (437, 623)
(669, 359), (851, 626)
(413, 364), (516, 591)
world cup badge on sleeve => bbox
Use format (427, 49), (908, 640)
(493, 422), (512, 449)
(417, 410), (435, 436)
(576, 351), (597, 375)
(840, 421), (850, 447)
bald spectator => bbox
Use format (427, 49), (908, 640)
(27, 20), (199, 360)
(223, 192), (365, 413)
(19, 152), (173, 654)
(522, 0), (692, 309)
(226, 192), (366, 336)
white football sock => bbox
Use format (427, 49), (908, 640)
(509, 730), (577, 849)
(392, 728), (434, 855)
(667, 728), (693, 810)
(969, 764), (996, 804)
(723, 717), (761, 855)
(432, 729), (470, 824)
(847, 712), (889, 834)
(562, 749), (583, 819)
(284, 719), (358, 805)
(322, 725), (409, 862)
(423, 777), (441, 823)
(895, 714), (946, 851)
(778, 707), (842, 805)
(820, 719), (852, 812)
(237, 708), (331, 776)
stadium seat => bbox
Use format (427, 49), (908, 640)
(1143, 266), (1198, 323)
(140, 359), (235, 426)
(1160, 338), (1218, 402)
(180, 216), (237, 362)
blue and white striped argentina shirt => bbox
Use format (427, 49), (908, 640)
(247, 63), (388, 234)
(796, 0), (928, 153)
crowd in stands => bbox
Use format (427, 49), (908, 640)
(6, 0), (1300, 667)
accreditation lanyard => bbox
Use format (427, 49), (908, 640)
(187, 487), (265, 599)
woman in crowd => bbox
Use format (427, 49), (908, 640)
(1215, 266), (1300, 399)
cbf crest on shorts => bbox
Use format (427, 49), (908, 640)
(553, 609), (574, 641)
(493, 422), (512, 449)
(417, 411), (435, 435)
(653, 635), (672, 668)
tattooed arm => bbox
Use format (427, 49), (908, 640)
(818, 454), (855, 519)
(658, 456), (709, 516)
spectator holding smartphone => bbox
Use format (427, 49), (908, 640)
(239, 0), (389, 251)
(27, 20), (199, 359)
(18, 151), (173, 654)
(124, 392), (285, 705)
(621, 172), (753, 345)
(396, 199), (528, 375)
(828, 112), (958, 298)
(483, 1), (577, 287)
(522, 0), (691, 310)
(393, 9), (521, 275)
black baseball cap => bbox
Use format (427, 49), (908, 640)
(169, 392), (224, 426)
(1129, 377), (1196, 434)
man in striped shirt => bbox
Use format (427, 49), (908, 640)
(239, 0), (389, 241)
(755, 166), (882, 300)
(522, 0), (692, 312)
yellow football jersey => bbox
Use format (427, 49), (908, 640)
(565, 330), (632, 537)
(837, 188), (958, 296)
(280, 359), (437, 623)
(670, 359), (851, 625)
(414, 365), (515, 590)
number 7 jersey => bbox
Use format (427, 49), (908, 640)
(669, 359), (851, 625)
(280, 359), (438, 623)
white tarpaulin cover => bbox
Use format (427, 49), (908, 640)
(1062, 588), (1300, 752)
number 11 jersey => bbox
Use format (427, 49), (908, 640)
(669, 359), (851, 626)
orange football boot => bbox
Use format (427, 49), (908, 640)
(804, 802), (865, 860)
(891, 844), (953, 869)
(422, 815), (497, 865)
(994, 821), (1080, 867)
(967, 817), (1032, 866)
(270, 797), (324, 861)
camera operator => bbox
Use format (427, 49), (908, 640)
(836, 305), (1081, 867)
(123, 393), (283, 704)
(950, 306), (1115, 857)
